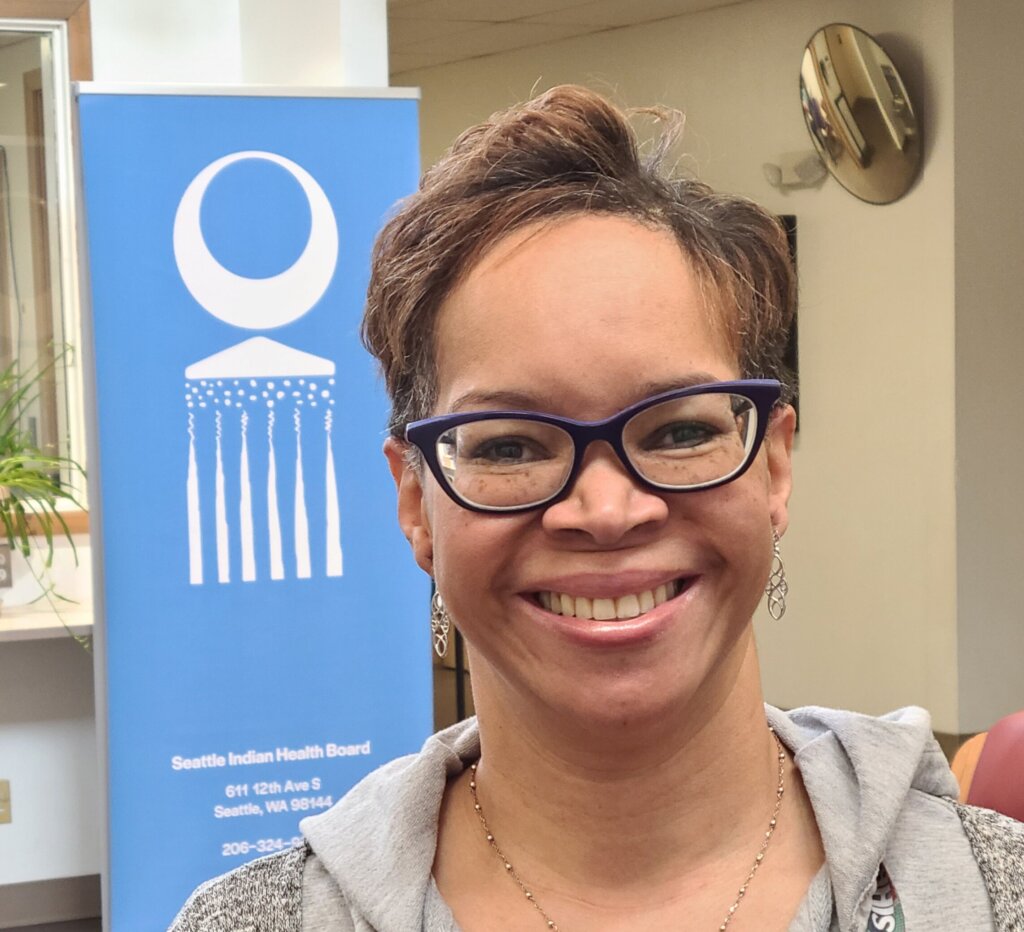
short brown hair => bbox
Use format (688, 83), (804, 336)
(362, 85), (795, 437)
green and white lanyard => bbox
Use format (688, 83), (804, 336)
(867, 864), (906, 932)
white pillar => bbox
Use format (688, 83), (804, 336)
(240, 0), (389, 87)
(91, 0), (389, 87)
(339, 0), (389, 87)
(90, 0), (243, 83)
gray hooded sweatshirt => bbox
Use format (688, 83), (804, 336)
(170, 706), (1024, 931)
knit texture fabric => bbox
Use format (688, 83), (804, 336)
(955, 803), (1024, 932)
(168, 842), (309, 932)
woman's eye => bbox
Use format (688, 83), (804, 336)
(470, 437), (546, 464)
(647, 421), (719, 449)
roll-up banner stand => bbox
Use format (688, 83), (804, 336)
(76, 86), (430, 931)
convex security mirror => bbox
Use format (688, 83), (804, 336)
(800, 23), (921, 204)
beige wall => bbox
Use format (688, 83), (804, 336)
(0, 639), (99, 884)
(395, 0), (965, 730)
(953, 0), (1024, 733)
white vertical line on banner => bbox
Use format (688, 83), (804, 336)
(239, 409), (256, 581)
(187, 411), (203, 584)
(267, 407), (284, 580)
(293, 406), (311, 578)
(325, 408), (343, 577)
(215, 409), (230, 583)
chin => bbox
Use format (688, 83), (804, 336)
(539, 627), (755, 735)
(544, 666), (709, 733)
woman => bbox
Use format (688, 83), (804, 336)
(173, 87), (1023, 932)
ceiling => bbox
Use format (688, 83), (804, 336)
(388, 0), (747, 74)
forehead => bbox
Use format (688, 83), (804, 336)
(434, 215), (739, 416)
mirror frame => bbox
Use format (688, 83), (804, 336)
(800, 22), (922, 205)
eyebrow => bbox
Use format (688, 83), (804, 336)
(633, 372), (723, 398)
(448, 389), (553, 413)
(447, 372), (724, 414)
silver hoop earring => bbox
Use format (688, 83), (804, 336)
(765, 529), (788, 620)
(430, 590), (451, 659)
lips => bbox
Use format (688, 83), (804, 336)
(536, 579), (686, 620)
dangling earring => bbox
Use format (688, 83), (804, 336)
(765, 529), (788, 620)
(430, 590), (451, 658)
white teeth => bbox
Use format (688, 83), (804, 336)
(615, 593), (641, 619)
(539, 581), (684, 620)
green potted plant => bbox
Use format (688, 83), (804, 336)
(0, 356), (87, 647)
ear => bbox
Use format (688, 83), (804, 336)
(384, 437), (434, 575)
(764, 404), (796, 536)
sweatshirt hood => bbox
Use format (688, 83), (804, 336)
(768, 705), (959, 932)
(301, 720), (479, 931)
(302, 706), (958, 932)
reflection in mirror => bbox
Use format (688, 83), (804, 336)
(801, 24), (921, 204)
(0, 25), (83, 497)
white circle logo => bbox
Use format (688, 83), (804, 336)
(173, 151), (339, 330)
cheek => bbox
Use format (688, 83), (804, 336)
(428, 499), (499, 585)
(725, 495), (775, 595)
(691, 468), (775, 574)
(428, 500), (518, 603)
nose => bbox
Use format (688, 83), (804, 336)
(542, 441), (668, 544)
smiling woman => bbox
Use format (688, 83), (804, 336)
(171, 86), (1024, 932)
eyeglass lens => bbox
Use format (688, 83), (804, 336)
(435, 392), (757, 510)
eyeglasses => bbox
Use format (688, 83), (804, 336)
(404, 379), (782, 513)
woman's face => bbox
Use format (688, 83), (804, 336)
(387, 214), (795, 729)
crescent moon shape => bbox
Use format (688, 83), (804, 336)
(173, 150), (339, 330)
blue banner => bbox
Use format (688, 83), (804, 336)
(78, 89), (430, 930)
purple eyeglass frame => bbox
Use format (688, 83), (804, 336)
(404, 379), (782, 514)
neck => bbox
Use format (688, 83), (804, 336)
(466, 635), (780, 893)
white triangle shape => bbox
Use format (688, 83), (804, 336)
(185, 337), (336, 379)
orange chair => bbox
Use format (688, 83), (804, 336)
(952, 710), (1024, 821)
(951, 731), (988, 803)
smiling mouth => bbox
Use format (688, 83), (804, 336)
(535, 579), (688, 621)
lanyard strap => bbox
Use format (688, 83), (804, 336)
(867, 863), (906, 931)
